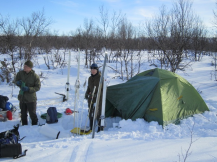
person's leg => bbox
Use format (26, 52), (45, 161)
(97, 111), (102, 132)
(89, 104), (95, 130)
(27, 102), (38, 125)
(20, 102), (28, 125)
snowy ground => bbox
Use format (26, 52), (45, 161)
(0, 51), (217, 162)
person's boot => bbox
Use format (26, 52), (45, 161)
(21, 119), (28, 125)
(97, 126), (104, 133)
(32, 120), (38, 125)
(21, 114), (28, 125)
(89, 118), (93, 130)
(97, 126), (100, 133)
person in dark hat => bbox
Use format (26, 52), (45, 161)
(85, 63), (102, 132)
(15, 60), (41, 125)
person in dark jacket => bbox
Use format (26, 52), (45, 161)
(85, 63), (102, 132)
(15, 60), (41, 125)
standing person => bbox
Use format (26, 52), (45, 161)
(85, 63), (102, 132)
(15, 60), (41, 125)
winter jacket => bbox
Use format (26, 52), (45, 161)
(86, 72), (101, 104)
(15, 70), (41, 103)
(86, 72), (102, 118)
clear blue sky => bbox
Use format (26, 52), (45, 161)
(0, 0), (216, 35)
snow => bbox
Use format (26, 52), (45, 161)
(0, 51), (217, 162)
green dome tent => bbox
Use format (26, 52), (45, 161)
(105, 68), (209, 126)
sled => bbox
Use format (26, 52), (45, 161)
(70, 127), (92, 135)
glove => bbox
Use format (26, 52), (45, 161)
(22, 86), (29, 92)
(85, 93), (89, 100)
(16, 80), (22, 86)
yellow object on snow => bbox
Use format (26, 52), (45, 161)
(70, 127), (92, 135)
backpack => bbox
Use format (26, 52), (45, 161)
(0, 95), (9, 110)
(46, 107), (58, 124)
(0, 124), (27, 159)
(0, 124), (25, 145)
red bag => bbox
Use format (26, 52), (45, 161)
(7, 111), (12, 120)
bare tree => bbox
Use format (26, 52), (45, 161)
(146, 5), (170, 70)
(0, 14), (20, 82)
(135, 23), (145, 74)
(19, 9), (52, 60)
(117, 17), (135, 80)
(212, 2), (217, 80)
(177, 122), (199, 162)
(98, 5), (109, 47)
(0, 59), (13, 83)
(82, 18), (94, 67)
(108, 10), (123, 63)
(190, 18), (207, 61)
(145, 0), (205, 72)
(72, 27), (83, 50)
(211, 52), (217, 81)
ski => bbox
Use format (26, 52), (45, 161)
(73, 48), (81, 135)
(92, 53), (108, 138)
(66, 51), (71, 101)
(100, 62), (108, 131)
(79, 79), (87, 134)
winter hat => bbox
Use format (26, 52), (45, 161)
(24, 60), (33, 68)
(90, 63), (98, 70)
(65, 108), (72, 115)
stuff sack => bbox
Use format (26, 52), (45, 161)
(5, 102), (13, 111)
(0, 111), (7, 122)
(0, 143), (27, 159)
(0, 95), (9, 110)
(46, 107), (58, 124)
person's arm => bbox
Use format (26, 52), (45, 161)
(94, 75), (101, 96)
(29, 74), (41, 93)
(15, 72), (22, 87)
(85, 77), (91, 95)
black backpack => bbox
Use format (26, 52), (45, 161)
(0, 124), (25, 145)
(0, 124), (27, 159)
(0, 95), (9, 110)
(46, 107), (58, 124)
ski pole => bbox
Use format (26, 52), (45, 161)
(66, 51), (71, 101)
(76, 49), (81, 135)
(73, 48), (80, 136)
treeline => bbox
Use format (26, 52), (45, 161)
(0, 0), (217, 83)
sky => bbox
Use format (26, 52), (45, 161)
(0, 0), (216, 35)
